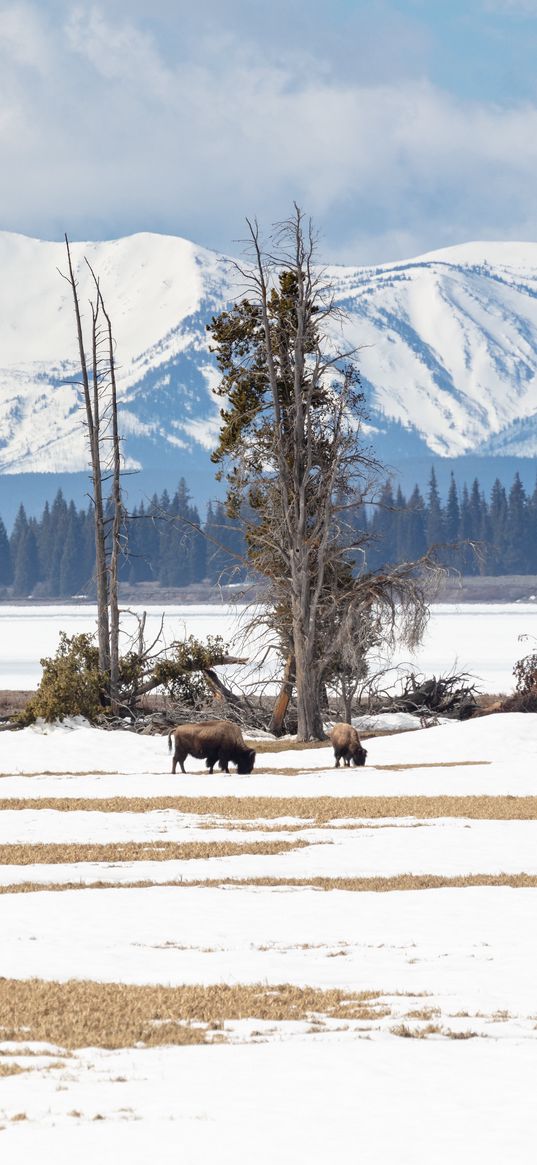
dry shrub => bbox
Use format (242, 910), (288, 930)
(391, 1023), (443, 1039)
(0, 980), (387, 1050)
(392, 1022), (480, 1040)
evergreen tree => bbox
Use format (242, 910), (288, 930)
(368, 480), (397, 570)
(126, 502), (154, 583)
(13, 524), (39, 596)
(505, 473), (529, 573)
(0, 516), (12, 586)
(398, 486), (426, 561)
(10, 504), (29, 570)
(488, 479), (509, 575)
(443, 474), (461, 569)
(459, 485), (476, 575)
(426, 468), (444, 549)
(47, 491), (69, 594)
(59, 503), (85, 596)
(445, 474), (460, 543)
(527, 477), (537, 573)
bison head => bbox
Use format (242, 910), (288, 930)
(352, 746), (367, 767)
(237, 747), (256, 774)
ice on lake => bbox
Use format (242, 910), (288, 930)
(1, 601), (536, 693)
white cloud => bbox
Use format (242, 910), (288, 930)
(0, 2), (50, 70)
(0, 2), (537, 262)
(65, 6), (174, 98)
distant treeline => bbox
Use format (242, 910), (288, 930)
(0, 470), (535, 597)
(0, 479), (245, 598)
(367, 470), (537, 576)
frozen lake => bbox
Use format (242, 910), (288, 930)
(0, 601), (536, 694)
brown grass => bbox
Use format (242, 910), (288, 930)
(0, 1062), (25, 1076)
(391, 1022), (444, 1039)
(2, 794), (536, 820)
(0, 839), (307, 866)
(391, 1022), (480, 1040)
(0, 771), (120, 778)
(0, 979), (387, 1049)
(2, 872), (537, 895)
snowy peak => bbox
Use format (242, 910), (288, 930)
(0, 230), (537, 476)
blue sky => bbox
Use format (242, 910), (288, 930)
(0, 0), (536, 262)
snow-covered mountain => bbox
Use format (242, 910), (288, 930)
(1, 230), (537, 492)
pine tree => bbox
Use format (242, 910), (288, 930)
(13, 524), (39, 596)
(0, 516), (12, 586)
(10, 504), (29, 570)
(59, 503), (85, 596)
(398, 486), (426, 561)
(426, 468), (444, 549)
(445, 474), (460, 544)
(488, 479), (509, 575)
(47, 491), (69, 595)
(505, 473), (529, 573)
(368, 480), (397, 570)
(527, 477), (537, 573)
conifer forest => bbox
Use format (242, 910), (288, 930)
(1, 468), (536, 599)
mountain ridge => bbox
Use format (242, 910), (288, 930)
(1, 229), (537, 490)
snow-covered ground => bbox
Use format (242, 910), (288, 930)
(2, 712), (537, 1161)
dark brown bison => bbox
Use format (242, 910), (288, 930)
(167, 719), (256, 775)
(330, 722), (367, 768)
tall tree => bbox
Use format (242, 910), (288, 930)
(505, 473), (529, 573)
(63, 239), (125, 709)
(426, 468), (444, 549)
(488, 478), (508, 575)
(208, 207), (431, 739)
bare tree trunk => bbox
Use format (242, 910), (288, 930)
(89, 300), (111, 677)
(269, 654), (295, 736)
(64, 237), (110, 676)
(99, 290), (122, 712)
(294, 636), (325, 740)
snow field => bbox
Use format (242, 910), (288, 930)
(2, 711), (537, 1159)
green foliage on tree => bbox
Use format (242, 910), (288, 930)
(17, 630), (232, 724)
(18, 633), (104, 725)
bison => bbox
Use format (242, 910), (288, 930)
(330, 722), (367, 768)
(167, 719), (256, 775)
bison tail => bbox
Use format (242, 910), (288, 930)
(167, 732), (173, 752)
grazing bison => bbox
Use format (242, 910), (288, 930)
(330, 722), (367, 768)
(167, 720), (256, 775)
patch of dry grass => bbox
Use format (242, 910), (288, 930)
(2, 872), (537, 895)
(0, 839), (307, 866)
(0, 771), (120, 779)
(2, 794), (536, 820)
(391, 1022), (444, 1039)
(0, 1062), (25, 1076)
(0, 979), (387, 1050)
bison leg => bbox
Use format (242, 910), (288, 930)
(172, 749), (187, 775)
(334, 753), (341, 768)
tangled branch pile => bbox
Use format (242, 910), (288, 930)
(380, 670), (480, 720)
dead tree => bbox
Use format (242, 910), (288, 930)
(62, 237), (124, 709)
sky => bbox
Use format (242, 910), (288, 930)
(1, 0), (537, 263)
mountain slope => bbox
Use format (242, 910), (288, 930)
(1, 232), (537, 483)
